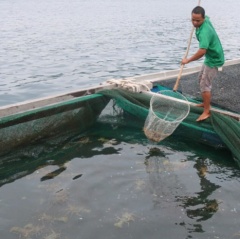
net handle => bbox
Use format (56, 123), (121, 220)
(173, 0), (201, 92)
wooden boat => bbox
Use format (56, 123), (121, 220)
(0, 59), (240, 159)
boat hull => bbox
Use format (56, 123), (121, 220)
(0, 94), (109, 155)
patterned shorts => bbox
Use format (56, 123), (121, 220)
(198, 64), (218, 92)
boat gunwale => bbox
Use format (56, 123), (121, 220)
(0, 59), (240, 119)
(0, 94), (108, 129)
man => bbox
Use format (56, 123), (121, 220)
(181, 6), (224, 121)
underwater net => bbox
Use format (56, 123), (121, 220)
(211, 112), (240, 165)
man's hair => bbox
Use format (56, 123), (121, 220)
(192, 6), (205, 18)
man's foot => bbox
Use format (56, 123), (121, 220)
(196, 112), (210, 122)
(196, 103), (204, 107)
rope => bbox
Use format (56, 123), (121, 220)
(106, 79), (152, 93)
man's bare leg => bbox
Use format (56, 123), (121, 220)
(196, 91), (211, 121)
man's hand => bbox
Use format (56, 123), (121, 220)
(181, 58), (189, 65)
(181, 49), (206, 65)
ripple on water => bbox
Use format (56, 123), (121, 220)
(1, 0), (240, 105)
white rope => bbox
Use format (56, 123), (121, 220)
(106, 78), (152, 92)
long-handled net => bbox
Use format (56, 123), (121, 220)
(144, 0), (201, 143)
(143, 90), (190, 142)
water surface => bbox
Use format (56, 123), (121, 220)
(1, 121), (240, 239)
(1, 0), (240, 105)
(0, 1), (240, 238)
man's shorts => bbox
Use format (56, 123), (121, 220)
(198, 64), (218, 92)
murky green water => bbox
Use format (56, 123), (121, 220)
(1, 117), (240, 239)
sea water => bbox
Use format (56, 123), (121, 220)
(1, 0), (240, 238)
(1, 0), (240, 106)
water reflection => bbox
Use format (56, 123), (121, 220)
(144, 147), (180, 207)
(1, 122), (240, 239)
(0, 131), (120, 187)
(181, 158), (220, 222)
(40, 166), (67, 181)
(144, 146), (223, 237)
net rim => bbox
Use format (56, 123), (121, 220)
(149, 90), (190, 123)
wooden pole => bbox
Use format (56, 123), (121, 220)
(173, 0), (201, 92)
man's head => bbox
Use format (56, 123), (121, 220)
(191, 6), (205, 28)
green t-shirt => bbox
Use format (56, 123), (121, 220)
(196, 16), (224, 67)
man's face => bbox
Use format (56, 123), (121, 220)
(191, 13), (205, 28)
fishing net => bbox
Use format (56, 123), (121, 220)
(0, 85), (239, 165)
(98, 87), (240, 162)
(143, 91), (190, 142)
(211, 112), (240, 165)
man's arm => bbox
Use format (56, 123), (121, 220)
(181, 48), (206, 64)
